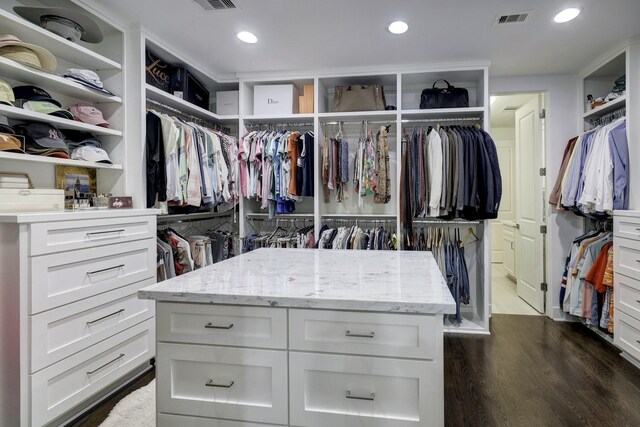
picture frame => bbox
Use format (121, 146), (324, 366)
(55, 166), (97, 198)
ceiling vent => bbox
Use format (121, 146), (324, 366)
(502, 106), (520, 112)
(193, 0), (237, 11)
(495, 12), (531, 25)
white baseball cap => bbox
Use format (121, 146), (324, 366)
(71, 146), (112, 164)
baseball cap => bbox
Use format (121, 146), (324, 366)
(15, 122), (69, 158)
(0, 124), (16, 134)
(69, 104), (109, 127)
(13, 85), (60, 106)
(0, 133), (24, 153)
(23, 100), (74, 120)
(63, 68), (115, 96)
(0, 35), (57, 73)
(71, 145), (112, 164)
(0, 80), (14, 106)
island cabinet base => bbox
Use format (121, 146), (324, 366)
(156, 302), (445, 427)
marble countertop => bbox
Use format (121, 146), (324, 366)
(139, 248), (456, 314)
(0, 208), (160, 223)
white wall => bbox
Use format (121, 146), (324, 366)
(490, 75), (583, 320)
(490, 126), (516, 264)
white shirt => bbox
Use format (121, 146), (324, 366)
(427, 129), (443, 217)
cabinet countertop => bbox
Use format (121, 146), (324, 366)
(0, 208), (160, 223)
(139, 248), (456, 314)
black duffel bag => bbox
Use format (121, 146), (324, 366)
(419, 79), (469, 109)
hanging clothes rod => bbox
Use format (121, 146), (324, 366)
(411, 219), (481, 225)
(146, 98), (228, 131)
(589, 107), (625, 127)
(401, 117), (482, 123)
(244, 122), (314, 128)
(248, 217), (315, 222)
(322, 120), (394, 126)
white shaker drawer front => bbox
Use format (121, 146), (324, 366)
(29, 215), (155, 256)
(289, 309), (439, 359)
(30, 278), (155, 373)
(614, 311), (640, 363)
(158, 413), (282, 427)
(614, 216), (640, 242)
(30, 239), (155, 314)
(614, 238), (640, 279)
(157, 343), (288, 425)
(616, 275), (640, 320)
(157, 303), (287, 349)
(30, 319), (154, 427)
(289, 352), (439, 427)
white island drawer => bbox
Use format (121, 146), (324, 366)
(614, 311), (640, 363)
(30, 239), (155, 314)
(30, 278), (155, 372)
(158, 413), (282, 427)
(157, 343), (288, 424)
(290, 352), (440, 427)
(29, 215), (155, 256)
(616, 275), (640, 320)
(157, 303), (287, 349)
(614, 216), (640, 242)
(30, 319), (154, 427)
(614, 238), (640, 279)
(290, 309), (439, 359)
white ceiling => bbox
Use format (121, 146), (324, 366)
(490, 93), (537, 127)
(93, 0), (640, 80)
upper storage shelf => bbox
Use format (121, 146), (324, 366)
(146, 85), (238, 125)
(582, 51), (626, 116)
(401, 69), (486, 110)
(317, 74), (397, 114)
(0, 8), (121, 70)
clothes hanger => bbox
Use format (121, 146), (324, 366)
(460, 227), (480, 248)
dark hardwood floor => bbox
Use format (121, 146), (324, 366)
(445, 314), (640, 427)
(67, 315), (640, 426)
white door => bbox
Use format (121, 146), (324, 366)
(515, 95), (545, 313)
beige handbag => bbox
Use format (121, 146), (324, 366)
(333, 85), (386, 112)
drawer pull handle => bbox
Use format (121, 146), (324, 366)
(86, 229), (125, 239)
(87, 353), (125, 375)
(346, 330), (375, 338)
(346, 391), (375, 401)
(205, 322), (234, 329)
(87, 309), (125, 325)
(206, 380), (234, 388)
(87, 264), (124, 276)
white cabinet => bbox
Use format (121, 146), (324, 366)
(156, 304), (444, 426)
(0, 210), (157, 426)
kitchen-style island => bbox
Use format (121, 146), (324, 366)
(139, 248), (456, 427)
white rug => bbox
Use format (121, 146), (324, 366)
(99, 379), (155, 427)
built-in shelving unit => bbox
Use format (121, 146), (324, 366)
(243, 113), (314, 124)
(582, 94), (626, 120)
(582, 50), (627, 129)
(0, 151), (123, 169)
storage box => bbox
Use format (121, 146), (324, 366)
(145, 49), (173, 92)
(216, 90), (239, 115)
(171, 68), (210, 110)
(0, 188), (64, 212)
(253, 84), (298, 115)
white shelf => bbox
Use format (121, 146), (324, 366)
(0, 57), (122, 104)
(401, 107), (485, 120)
(146, 85), (238, 125)
(157, 210), (234, 223)
(318, 111), (397, 122)
(243, 113), (315, 124)
(583, 95), (626, 120)
(0, 9), (121, 71)
(247, 213), (315, 219)
(321, 213), (397, 219)
(0, 151), (123, 170)
(0, 104), (122, 136)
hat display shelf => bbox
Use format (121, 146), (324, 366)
(0, 0), (126, 197)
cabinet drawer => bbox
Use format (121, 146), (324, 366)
(30, 239), (155, 314)
(157, 343), (287, 424)
(157, 303), (287, 349)
(614, 238), (640, 280)
(616, 275), (640, 320)
(30, 319), (154, 427)
(614, 311), (640, 364)
(289, 352), (440, 427)
(29, 215), (155, 256)
(289, 309), (439, 359)
(158, 413), (282, 427)
(30, 278), (155, 373)
(614, 216), (640, 242)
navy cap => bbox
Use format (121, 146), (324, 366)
(15, 122), (68, 150)
(0, 123), (15, 134)
(12, 85), (61, 107)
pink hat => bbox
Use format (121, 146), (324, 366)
(68, 104), (110, 128)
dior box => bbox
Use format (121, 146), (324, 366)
(253, 84), (298, 115)
(171, 67), (210, 110)
(216, 90), (239, 115)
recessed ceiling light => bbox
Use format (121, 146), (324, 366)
(554, 8), (580, 23)
(388, 21), (408, 34)
(490, 96), (497, 105)
(237, 31), (258, 44)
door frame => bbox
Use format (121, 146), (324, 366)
(490, 90), (549, 317)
